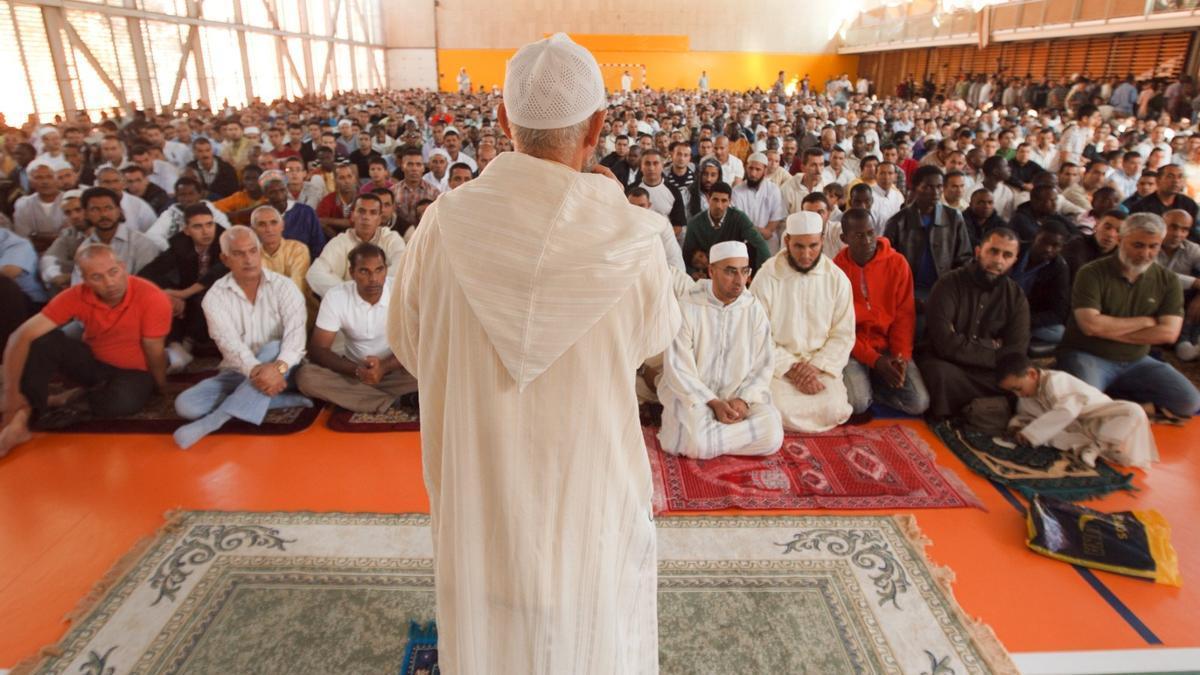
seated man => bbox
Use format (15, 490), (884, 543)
(1157, 210), (1200, 361)
(172, 226), (311, 449)
(751, 211), (855, 431)
(251, 204), (311, 296)
(70, 187), (163, 284)
(145, 177), (231, 247)
(626, 186), (687, 272)
(883, 165), (973, 308)
(1057, 213), (1200, 419)
(731, 152), (786, 248)
(139, 204), (227, 372)
(1, 244), (170, 455)
(306, 193), (406, 297)
(260, 170), (326, 259)
(296, 244), (417, 413)
(915, 227), (1030, 420)
(212, 164), (266, 217)
(962, 188), (1006, 247)
(657, 241), (783, 458)
(1011, 222), (1071, 346)
(681, 181), (770, 275)
(39, 189), (90, 296)
(0, 226), (48, 309)
(1009, 184), (1076, 244)
(1063, 209), (1122, 282)
(833, 209), (929, 416)
(997, 353), (1157, 469)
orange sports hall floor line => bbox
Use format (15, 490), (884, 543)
(0, 413), (1197, 667)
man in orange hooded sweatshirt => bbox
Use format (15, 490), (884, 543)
(834, 208), (931, 416)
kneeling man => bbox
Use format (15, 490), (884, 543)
(751, 211), (855, 431)
(297, 243), (418, 411)
(658, 241), (783, 458)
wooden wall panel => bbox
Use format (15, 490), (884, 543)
(860, 31), (1195, 97)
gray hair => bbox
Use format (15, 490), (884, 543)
(249, 204), (282, 227)
(1120, 212), (1166, 238)
(219, 225), (261, 255)
(74, 243), (118, 267)
(508, 116), (594, 165)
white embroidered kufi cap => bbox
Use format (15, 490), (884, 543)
(503, 33), (606, 130)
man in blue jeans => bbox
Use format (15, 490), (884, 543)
(173, 226), (311, 448)
(1058, 212), (1200, 419)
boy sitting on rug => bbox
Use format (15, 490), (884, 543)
(996, 353), (1158, 468)
(657, 241), (783, 459)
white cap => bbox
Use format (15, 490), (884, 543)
(429, 148), (451, 161)
(62, 188), (84, 201)
(835, 117), (849, 126)
(443, 126), (460, 136)
(709, 240), (748, 264)
(27, 157), (70, 173)
(244, 126), (260, 135)
(746, 152), (767, 166)
(786, 211), (823, 236)
(503, 32), (606, 130)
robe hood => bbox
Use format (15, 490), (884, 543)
(434, 151), (663, 391)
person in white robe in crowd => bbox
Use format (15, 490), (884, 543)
(751, 210), (855, 431)
(998, 353), (1157, 468)
(387, 33), (680, 674)
(658, 241), (783, 459)
(731, 152), (786, 248)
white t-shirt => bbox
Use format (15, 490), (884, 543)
(314, 278), (394, 363)
(719, 156), (745, 184)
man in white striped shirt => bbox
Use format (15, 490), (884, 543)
(658, 241), (783, 459)
(173, 225), (311, 449)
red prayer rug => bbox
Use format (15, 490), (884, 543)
(645, 425), (982, 513)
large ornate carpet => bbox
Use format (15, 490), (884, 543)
(646, 425), (982, 513)
(19, 511), (1015, 674)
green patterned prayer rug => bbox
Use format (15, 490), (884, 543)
(17, 511), (1017, 675)
(932, 420), (1135, 501)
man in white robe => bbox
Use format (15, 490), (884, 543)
(751, 211), (855, 431)
(997, 353), (1157, 469)
(387, 34), (680, 674)
(658, 241), (782, 459)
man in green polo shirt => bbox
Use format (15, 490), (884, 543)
(681, 181), (772, 277)
(1058, 213), (1200, 419)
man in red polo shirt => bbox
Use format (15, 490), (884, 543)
(1, 243), (171, 457)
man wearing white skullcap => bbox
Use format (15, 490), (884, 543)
(751, 210), (855, 431)
(731, 151), (787, 253)
(658, 240), (783, 459)
(422, 148), (452, 192)
(12, 158), (67, 240)
(388, 32), (680, 674)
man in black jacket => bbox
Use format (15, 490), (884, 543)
(1008, 184), (1077, 244)
(962, 188), (1007, 246)
(1130, 163), (1199, 226)
(188, 137), (239, 199)
(915, 227), (1030, 420)
(139, 203), (227, 372)
(883, 165), (974, 309)
(1011, 222), (1071, 345)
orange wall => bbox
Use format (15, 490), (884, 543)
(437, 49), (859, 93)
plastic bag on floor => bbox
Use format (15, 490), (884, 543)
(1025, 494), (1181, 587)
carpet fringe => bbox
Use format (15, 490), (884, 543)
(10, 510), (187, 675)
(898, 425), (985, 510)
(893, 514), (1020, 675)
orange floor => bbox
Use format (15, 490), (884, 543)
(0, 413), (1197, 667)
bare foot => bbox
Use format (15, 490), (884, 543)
(0, 409), (32, 458)
(45, 387), (85, 408)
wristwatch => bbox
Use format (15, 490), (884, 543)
(275, 360), (288, 375)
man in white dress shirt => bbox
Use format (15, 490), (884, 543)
(871, 162), (905, 226)
(297, 243), (416, 412)
(658, 240), (783, 459)
(820, 147), (856, 188)
(714, 135), (744, 186)
(751, 211), (855, 431)
(981, 156), (1017, 221)
(173, 226), (311, 449)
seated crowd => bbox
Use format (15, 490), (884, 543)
(2, 71), (1200, 463)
